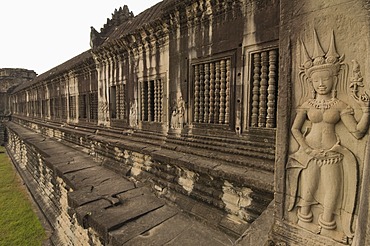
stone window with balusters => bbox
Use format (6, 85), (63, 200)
(193, 58), (232, 125)
(249, 48), (278, 129)
(140, 79), (163, 122)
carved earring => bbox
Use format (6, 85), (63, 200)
(331, 90), (337, 98)
(312, 90), (316, 99)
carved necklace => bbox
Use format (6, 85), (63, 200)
(308, 98), (338, 110)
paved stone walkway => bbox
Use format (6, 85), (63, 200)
(7, 122), (237, 245)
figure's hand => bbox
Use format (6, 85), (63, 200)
(305, 148), (326, 157)
(352, 90), (370, 109)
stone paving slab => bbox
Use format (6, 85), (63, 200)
(115, 186), (150, 201)
(109, 205), (178, 245)
(166, 222), (232, 246)
(44, 151), (77, 166)
(124, 213), (232, 246)
(75, 199), (113, 226)
(123, 214), (195, 246)
(54, 156), (99, 174)
(89, 193), (165, 239)
(64, 166), (118, 190)
(68, 177), (135, 207)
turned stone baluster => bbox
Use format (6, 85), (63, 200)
(215, 61), (220, 122)
(267, 49), (277, 128)
(154, 80), (158, 122)
(219, 60), (226, 124)
(209, 62), (215, 123)
(204, 63), (210, 123)
(117, 85), (120, 119)
(159, 80), (163, 122)
(199, 64), (205, 123)
(115, 85), (119, 119)
(116, 85), (120, 119)
(225, 59), (231, 124)
(148, 81), (152, 121)
(121, 85), (125, 120)
(259, 52), (268, 127)
(141, 82), (146, 121)
(251, 53), (261, 127)
(194, 65), (200, 122)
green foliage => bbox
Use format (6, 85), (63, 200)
(0, 147), (45, 246)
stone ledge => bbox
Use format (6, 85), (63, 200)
(5, 121), (239, 245)
(9, 116), (275, 233)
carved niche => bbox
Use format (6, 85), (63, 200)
(286, 30), (370, 244)
(170, 95), (186, 129)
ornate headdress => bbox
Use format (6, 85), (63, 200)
(300, 30), (344, 78)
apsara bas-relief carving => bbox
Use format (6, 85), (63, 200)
(170, 95), (186, 129)
(130, 101), (138, 127)
(286, 30), (370, 244)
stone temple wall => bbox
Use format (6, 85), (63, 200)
(4, 0), (370, 245)
(0, 68), (35, 145)
(0, 68), (36, 114)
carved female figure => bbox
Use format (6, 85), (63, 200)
(287, 31), (370, 244)
(170, 99), (178, 129)
(129, 101), (137, 127)
(177, 96), (185, 129)
(170, 96), (186, 129)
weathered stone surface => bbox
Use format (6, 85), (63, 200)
(68, 177), (135, 207)
(273, 0), (370, 245)
(89, 193), (165, 239)
(236, 200), (274, 245)
(123, 213), (232, 246)
(109, 205), (178, 245)
(6, 122), (247, 245)
(64, 166), (119, 190)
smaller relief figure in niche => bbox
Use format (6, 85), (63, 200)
(170, 95), (186, 129)
(170, 99), (178, 129)
(129, 101), (137, 127)
(287, 30), (370, 244)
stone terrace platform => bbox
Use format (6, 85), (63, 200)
(5, 122), (272, 245)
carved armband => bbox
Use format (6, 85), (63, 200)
(362, 107), (370, 114)
(340, 106), (354, 116)
(295, 108), (307, 114)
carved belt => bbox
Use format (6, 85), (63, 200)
(312, 152), (343, 166)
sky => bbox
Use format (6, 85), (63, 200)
(0, 1), (162, 75)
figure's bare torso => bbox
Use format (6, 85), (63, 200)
(303, 99), (346, 150)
